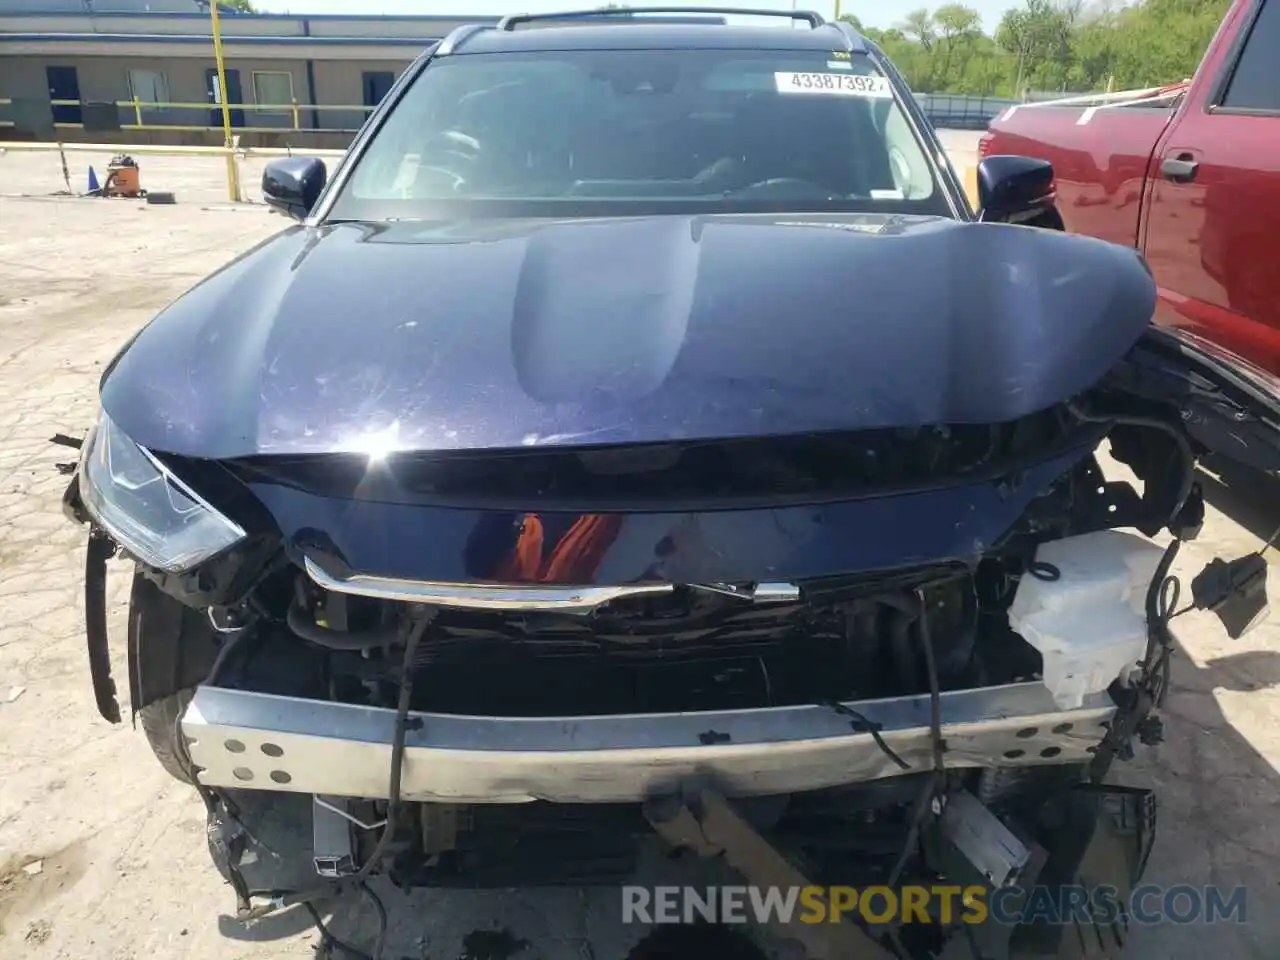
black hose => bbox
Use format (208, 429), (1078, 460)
(304, 903), (370, 960)
(887, 612), (919, 697)
(1144, 538), (1182, 707)
(1144, 540), (1180, 662)
(205, 624), (255, 687)
(364, 882), (389, 959)
(287, 601), (401, 651)
(886, 592), (948, 890)
(823, 700), (910, 771)
(917, 598), (946, 776)
(302, 882), (388, 960)
(356, 613), (433, 880)
(886, 775), (935, 890)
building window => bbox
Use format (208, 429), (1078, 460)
(252, 71), (294, 114)
(127, 68), (170, 121)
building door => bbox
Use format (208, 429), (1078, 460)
(205, 67), (245, 128)
(362, 71), (396, 108)
(46, 66), (82, 124)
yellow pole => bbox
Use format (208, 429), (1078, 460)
(209, 0), (241, 201)
(834, 0), (843, 20)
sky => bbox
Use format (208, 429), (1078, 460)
(253, 1), (1017, 35)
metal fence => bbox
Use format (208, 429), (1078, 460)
(915, 94), (1015, 129)
(0, 97), (376, 136)
(914, 91), (1095, 129)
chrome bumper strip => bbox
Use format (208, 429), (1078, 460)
(303, 556), (803, 613)
(303, 555), (675, 614)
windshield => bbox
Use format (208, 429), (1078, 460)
(327, 47), (950, 220)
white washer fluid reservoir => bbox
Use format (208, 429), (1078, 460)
(1007, 529), (1166, 709)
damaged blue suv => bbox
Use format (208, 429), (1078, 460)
(62, 8), (1280, 959)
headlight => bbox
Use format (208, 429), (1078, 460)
(79, 412), (245, 573)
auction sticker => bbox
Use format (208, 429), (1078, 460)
(775, 72), (891, 98)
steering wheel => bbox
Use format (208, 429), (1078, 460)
(414, 165), (469, 193)
(729, 177), (838, 200)
(692, 156), (748, 193)
(412, 131), (481, 193)
(420, 130), (481, 168)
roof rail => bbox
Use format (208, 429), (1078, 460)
(496, 7), (826, 31)
(830, 18), (866, 53)
(435, 22), (491, 55)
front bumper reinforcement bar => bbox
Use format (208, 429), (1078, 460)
(182, 682), (1114, 804)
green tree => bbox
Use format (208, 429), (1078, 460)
(849, 0), (1226, 96)
(901, 9), (939, 51)
(996, 0), (1075, 93)
(934, 4), (984, 88)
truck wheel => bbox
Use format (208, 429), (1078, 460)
(139, 688), (196, 783)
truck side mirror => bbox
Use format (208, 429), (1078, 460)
(977, 155), (1057, 225)
(263, 156), (327, 221)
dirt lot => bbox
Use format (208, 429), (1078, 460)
(1, 146), (1279, 960)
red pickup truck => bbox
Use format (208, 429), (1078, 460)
(980, 0), (1280, 385)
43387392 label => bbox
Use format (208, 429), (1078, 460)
(774, 72), (892, 99)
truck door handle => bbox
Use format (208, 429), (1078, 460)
(1161, 154), (1199, 183)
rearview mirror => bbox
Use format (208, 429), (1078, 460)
(262, 156), (327, 220)
(977, 155), (1056, 225)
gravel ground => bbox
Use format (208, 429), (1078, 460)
(1, 144), (1278, 960)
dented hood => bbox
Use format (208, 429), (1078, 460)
(100, 213), (1157, 459)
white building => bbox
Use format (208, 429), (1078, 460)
(0, 0), (494, 146)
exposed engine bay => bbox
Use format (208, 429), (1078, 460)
(152, 401), (1194, 718)
(57, 377), (1276, 960)
(112, 403), (1185, 721)
(267, 560), (1008, 716)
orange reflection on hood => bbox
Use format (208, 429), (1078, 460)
(494, 514), (624, 583)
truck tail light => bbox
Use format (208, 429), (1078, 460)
(978, 132), (994, 158)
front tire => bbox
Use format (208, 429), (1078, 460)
(139, 688), (195, 782)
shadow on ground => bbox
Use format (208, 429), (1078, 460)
(1116, 456), (1280, 958)
(1198, 455), (1280, 548)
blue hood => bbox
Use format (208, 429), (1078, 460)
(101, 213), (1157, 459)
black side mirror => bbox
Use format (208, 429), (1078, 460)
(977, 155), (1056, 224)
(262, 156), (327, 220)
